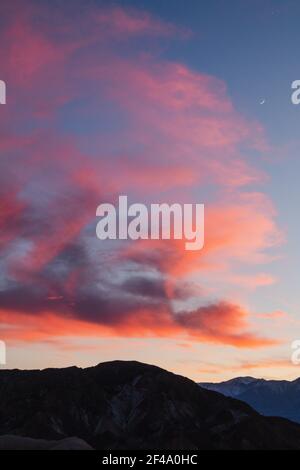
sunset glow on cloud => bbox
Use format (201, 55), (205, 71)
(0, 0), (298, 380)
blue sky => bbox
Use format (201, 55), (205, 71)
(1, 0), (300, 380)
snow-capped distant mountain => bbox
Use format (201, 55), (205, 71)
(199, 377), (300, 423)
(200, 377), (259, 398)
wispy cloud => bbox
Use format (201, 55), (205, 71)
(0, 1), (283, 351)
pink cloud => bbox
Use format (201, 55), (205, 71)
(0, 2), (283, 350)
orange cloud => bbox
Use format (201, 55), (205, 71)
(0, 2), (283, 352)
(197, 358), (293, 377)
(0, 300), (279, 348)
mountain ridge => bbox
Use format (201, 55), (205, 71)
(200, 375), (300, 423)
(1, 361), (300, 449)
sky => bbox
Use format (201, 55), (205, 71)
(1, 0), (300, 381)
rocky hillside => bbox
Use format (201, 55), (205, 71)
(1, 361), (300, 449)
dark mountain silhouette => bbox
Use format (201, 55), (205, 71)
(1, 361), (300, 449)
(200, 376), (300, 424)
